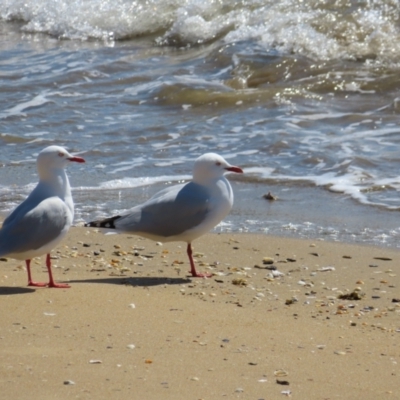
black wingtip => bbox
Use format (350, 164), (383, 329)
(84, 215), (121, 229)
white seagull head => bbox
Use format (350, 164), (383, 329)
(192, 153), (243, 183)
(37, 145), (85, 179)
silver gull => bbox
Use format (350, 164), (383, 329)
(85, 153), (243, 277)
(0, 145), (85, 288)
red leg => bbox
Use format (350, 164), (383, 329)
(26, 259), (47, 287)
(46, 254), (70, 288)
(187, 243), (213, 278)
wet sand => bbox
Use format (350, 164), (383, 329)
(1, 227), (399, 399)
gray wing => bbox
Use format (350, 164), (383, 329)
(115, 182), (210, 238)
(0, 196), (70, 256)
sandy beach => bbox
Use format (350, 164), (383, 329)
(1, 227), (399, 399)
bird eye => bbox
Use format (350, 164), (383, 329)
(58, 152), (65, 157)
(216, 162), (221, 166)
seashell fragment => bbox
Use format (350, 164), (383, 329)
(318, 266), (335, 272)
(274, 369), (288, 377)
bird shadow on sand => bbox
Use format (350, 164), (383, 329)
(0, 286), (36, 295)
(68, 276), (192, 287)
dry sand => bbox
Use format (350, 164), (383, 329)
(1, 227), (399, 399)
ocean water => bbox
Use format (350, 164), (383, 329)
(1, 0), (400, 247)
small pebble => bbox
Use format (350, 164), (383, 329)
(276, 379), (290, 385)
(262, 257), (274, 264)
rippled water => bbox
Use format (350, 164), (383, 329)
(1, 0), (400, 247)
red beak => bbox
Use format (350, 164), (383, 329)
(225, 166), (243, 174)
(68, 156), (85, 163)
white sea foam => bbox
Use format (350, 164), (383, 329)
(95, 175), (190, 190)
(0, 93), (52, 119)
(2, 0), (400, 65)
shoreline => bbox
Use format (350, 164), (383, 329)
(1, 228), (399, 399)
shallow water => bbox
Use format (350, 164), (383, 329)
(1, 0), (400, 247)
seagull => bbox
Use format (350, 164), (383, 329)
(85, 153), (243, 277)
(0, 145), (85, 288)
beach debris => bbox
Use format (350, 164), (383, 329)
(317, 266), (335, 272)
(271, 270), (285, 278)
(276, 379), (290, 385)
(274, 369), (288, 377)
(254, 264), (276, 270)
(338, 290), (365, 300)
(232, 278), (248, 286)
(263, 192), (277, 201)
(285, 297), (298, 305)
(361, 306), (375, 312)
(262, 257), (274, 264)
